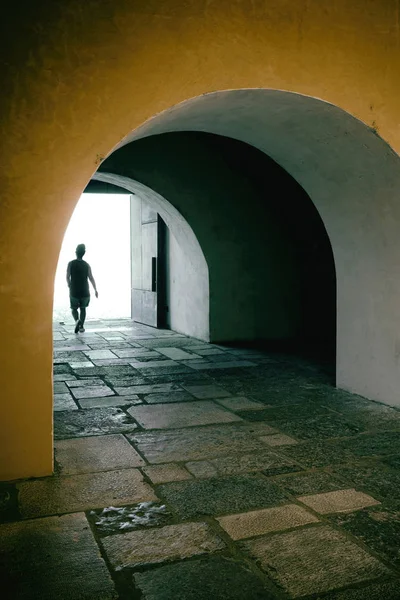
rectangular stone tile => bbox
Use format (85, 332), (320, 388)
(53, 382), (68, 393)
(84, 349), (118, 360)
(53, 374), (77, 382)
(0, 513), (117, 600)
(181, 384), (232, 399)
(54, 407), (138, 439)
(66, 377), (105, 387)
(18, 469), (156, 518)
(218, 504), (319, 540)
(298, 489), (381, 514)
(102, 522), (224, 569)
(133, 555), (275, 600)
(216, 397), (266, 411)
(71, 385), (115, 399)
(54, 394), (78, 411)
(105, 376), (149, 387)
(143, 464), (192, 484)
(241, 525), (389, 597)
(155, 347), (201, 360)
(129, 423), (278, 464)
(116, 383), (181, 396)
(69, 361), (95, 369)
(144, 391), (195, 404)
(206, 451), (299, 478)
(157, 475), (288, 519)
(128, 401), (242, 430)
(55, 434), (145, 474)
(79, 396), (142, 409)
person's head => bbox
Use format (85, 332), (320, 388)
(76, 243), (86, 259)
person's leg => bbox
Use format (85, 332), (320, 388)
(70, 297), (80, 332)
(79, 307), (86, 326)
(78, 297), (90, 332)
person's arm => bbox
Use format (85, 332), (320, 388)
(66, 262), (71, 289)
(88, 265), (98, 298)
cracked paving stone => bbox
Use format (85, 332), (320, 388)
(54, 407), (138, 439)
(241, 525), (389, 597)
(157, 475), (288, 519)
(133, 555), (275, 600)
(101, 522), (225, 569)
(0, 513), (117, 599)
(329, 505), (400, 567)
(55, 434), (145, 474)
(18, 469), (157, 518)
(88, 502), (172, 536)
(127, 401), (242, 430)
(128, 423), (277, 464)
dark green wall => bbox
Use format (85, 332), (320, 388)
(100, 132), (335, 350)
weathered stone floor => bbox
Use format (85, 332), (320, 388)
(2, 319), (400, 599)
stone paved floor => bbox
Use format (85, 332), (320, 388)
(2, 319), (400, 599)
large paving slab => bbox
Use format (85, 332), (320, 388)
(102, 522), (225, 569)
(332, 462), (400, 504)
(18, 469), (156, 518)
(115, 382), (182, 395)
(155, 347), (201, 360)
(127, 401), (242, 429)
(321, 579), (400, 600)
(55, 434), (145, 474)
(241, 525), (389, 597)
(298, 488), (380, 514)
(54, 393), (78, 411)
(218, 504), (319, 540)
(187, 450), (301, 478)
(157, 475), (288, 519)
(54, 407), (138, 438)
(128, 423), (277, 463)
(133, 555), (276, 600)
(0, 513), (117, 599)
(181, 384), (232, 399)
(71, 385), (115, 399)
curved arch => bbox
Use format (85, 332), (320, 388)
(92, 172), (210, 341)
(103, 89), (400, 405)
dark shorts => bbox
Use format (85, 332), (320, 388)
(70, 296), (90, 309)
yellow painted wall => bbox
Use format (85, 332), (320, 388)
(1, 0), (399, 480)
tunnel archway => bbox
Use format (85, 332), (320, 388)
(98, 129), (337, 365)
(98, 88), (400, 407)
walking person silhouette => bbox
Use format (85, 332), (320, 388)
(66, 243), (98, 333)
